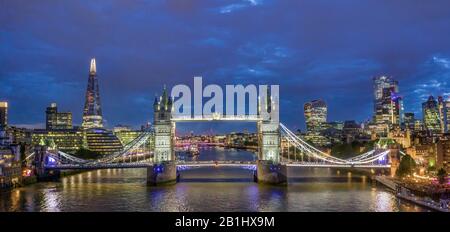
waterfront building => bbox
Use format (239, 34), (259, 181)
(422, 96), (442, 134)
(0, 145), (22, 188)
(225, 132), (258, 147)
(0, 101), (7, 129)
(32, 129), (86, 154)
(46, 103), (73, 130)
(7, 126), (32, 144)
(0, 130), (11, 147)
(114, 129), (141, 145)
(82, 58), (103, 129)
(32, 128), (124, 156)
(85, 128), (123, 155)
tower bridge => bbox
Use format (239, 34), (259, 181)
(27, 87), (393, 185)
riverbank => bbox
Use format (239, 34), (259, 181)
(374, 175), (450, 212)
(0, 169), (89, 192)
(397, 193), (449, 212)
(0, 176), (37, 192)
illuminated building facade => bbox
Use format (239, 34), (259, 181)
(0, 102), (8, 129)
(0, 101), (7, 129)
(114, 129), (140, 145)
(85, 129), (123, 155)
(438, 96), (450, 133)
(32, 129), (86, 153)
(414, 120), (424, 131)
(304, 99), (327, 133)
(0, 146), (22, 188)
(304, 99), (329, 146)
(372, 76), (403, 136)
(153, 87), (175, 162)
(0, 102), (10, 146)
(46, 103), (73, 130)
(422, 96), (441, 134)
(436, 139), (450, 172)
(82, 58), (103, 129)
(32, 128), (123, 155)
(403, 112), (415, 130)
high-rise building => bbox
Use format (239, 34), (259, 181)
(373, 76), (402, 126)
(422, 96), (441, 134)
(46, 103), (73, 130)
(304, 99), (327, 133)
(445, 99), (450, 133)
(438, 96), (449, 133)
(0, 101), (7, 129)
(82, 58), (103, 129)
(403, 112), (415, 130)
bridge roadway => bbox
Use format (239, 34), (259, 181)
(45, 160), (390, 170)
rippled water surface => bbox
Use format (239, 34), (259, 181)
(0, 147), (428, 212)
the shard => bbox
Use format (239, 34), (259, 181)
(82, 58), (103, 129)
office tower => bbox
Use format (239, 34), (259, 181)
(82, 58), (103, 129)
(373, 76), (401, 126)
(445, 99), (450, 133)
(304, 99), (327, 133)
(46, 103), (73, 130)
(438, 96), (448, 133)
(422, 96), (441, 133)
(46, 103), (58, 130)
(403, 112), (415, 130)
(0, 101), (7, 129)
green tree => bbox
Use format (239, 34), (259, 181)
(437, 168), (447, 184)
(395, 154), (417, 177)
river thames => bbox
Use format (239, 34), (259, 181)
(0, 147), (428, 212)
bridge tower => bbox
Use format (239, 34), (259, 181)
(256, 87), (287, 185)
(33, 145), (60, 181)
(148, 87), (178, 185)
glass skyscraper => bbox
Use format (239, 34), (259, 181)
(0, 102), (7, 129)
(422, 96), (441, 133)
(304, 99), (327, 133)
(82, 58), (103, 129)
(46, 103), (73, 130)
(438, 96), (449, 133)
(373, 76), (402, 126)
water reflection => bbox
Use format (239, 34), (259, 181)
(0, 147), (429, 212)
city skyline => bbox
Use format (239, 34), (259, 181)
(2, 1), (450, 133)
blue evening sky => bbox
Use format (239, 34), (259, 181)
(1, 0), (450, 134)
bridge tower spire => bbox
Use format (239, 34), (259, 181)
(148, 85), (178, 185)
(255, 86), (286, 185)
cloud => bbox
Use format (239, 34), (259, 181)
(2, 0), (450, 132)
(218, 0), (264, 14)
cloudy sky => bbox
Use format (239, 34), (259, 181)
(1, 0), (450, 134)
